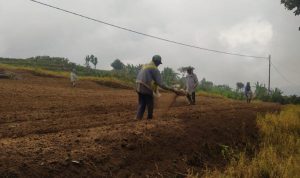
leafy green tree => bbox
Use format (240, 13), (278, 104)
(85, 55), (91, 68)
(215, 85), (232, 91)
(178, 67), (188, 76)
(85, 55), (98, 69)
(270, 88), (284, 103)
(288, 95), (300, 104)
(236, 82), (244, 92)
(255, 82), (270, 101)
(199, 78), (213, 91)
(281, 0), (300, 15)
(161, 67), (179, 86)
(90, 55), (98, 69)
(124, 64), (142, 79)
(178, 66), (194, 76)
(111, 59), (125, 70)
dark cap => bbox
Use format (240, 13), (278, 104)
(152, 55), (162, 64)
(187, 66), (194, 71)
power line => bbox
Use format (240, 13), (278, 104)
(29, 0), (268, 59)
(270, 61), (298, 86)
(27, 0), (300, 90)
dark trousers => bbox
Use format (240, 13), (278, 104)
(187, 92), (196, 104)
(136, 93), (154, 119)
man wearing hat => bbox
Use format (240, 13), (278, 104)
(186, 66), (198, 105)
(135, 55), (179, 120)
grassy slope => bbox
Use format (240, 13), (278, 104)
(188, 105), (300, 178)
(0, 63), (133, 89)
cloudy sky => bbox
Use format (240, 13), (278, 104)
(0, 0), (299, 95)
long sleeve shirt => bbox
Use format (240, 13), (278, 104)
(186, 73), (198, 94)
(136, 61), (165, 95)
(70, 72), (77, 82)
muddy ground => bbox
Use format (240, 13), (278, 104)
(0, 70), (280, 177)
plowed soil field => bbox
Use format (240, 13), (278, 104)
(0, 70), (281, 178)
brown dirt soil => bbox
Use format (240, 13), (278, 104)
(0, 70), (281, 178)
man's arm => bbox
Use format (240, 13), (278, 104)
(152, 69), (186, 95)
(193, 74), (199, 89)
(152, 69), (177, 92)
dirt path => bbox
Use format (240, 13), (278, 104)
(0, 71), (281, 177)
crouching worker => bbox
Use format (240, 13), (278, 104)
(186, 67), (198, 105)
(135, 55), (179, 120)
(70, 68), (78, 87)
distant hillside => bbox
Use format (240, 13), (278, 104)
(1, 56), (299, 104)
(0, 56), (135, 82)
(0, 56), (105, 74)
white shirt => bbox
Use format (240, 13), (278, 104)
(70, 72), (77, 82)
(186, 73), (198, 94)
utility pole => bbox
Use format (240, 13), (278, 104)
(268, 54), (271, 94)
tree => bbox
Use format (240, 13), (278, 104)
(124, 64), (142, 79)
(178, 67), (188, 75)
(178, 66), (194, 77)
(199, 78), (213, 91)
(85, 55), (98, 69)
(281, 0), (300, 15)
(111, 59), (125, 70)
(161, 67), (179, 86)
(281, 0), (300, 30)
(85, 55), (91, 68)
(90, 55), (98, 69)
(270, 88), (284, 103)
(255, 82), (269, 101)
(236, 82), (245, 92)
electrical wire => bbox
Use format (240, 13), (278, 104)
(27, 0), (300, 89)
(270, 61), (299, 86)
(29, 0), (268, 59)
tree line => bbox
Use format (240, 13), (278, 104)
(106, 58), (300, 104)
(1, 55), (299, 104)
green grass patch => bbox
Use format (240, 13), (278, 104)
(0, 63), (69, 78)
(188, 105), (300, 178)
(0, 63), (133, 89)
(197, 91), (227, 99)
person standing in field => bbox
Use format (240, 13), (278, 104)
(70, 68), (78, 87)
(186, 67), (198, 105)
(245, 82), (252, 103)
(135, 55), (180, 120)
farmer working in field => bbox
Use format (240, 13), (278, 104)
(135, 55), (180, 120)
(185, 66), (198, 105)
(245, 82), (252, 103)
(70, 68), (78, 87)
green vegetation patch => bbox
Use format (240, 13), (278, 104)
(190, 105), (300, 178)
(0, 63), (133, 89)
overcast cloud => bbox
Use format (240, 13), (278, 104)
(0, 0), (299, 95)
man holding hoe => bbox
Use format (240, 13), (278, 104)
(135, 55), (182, 120)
